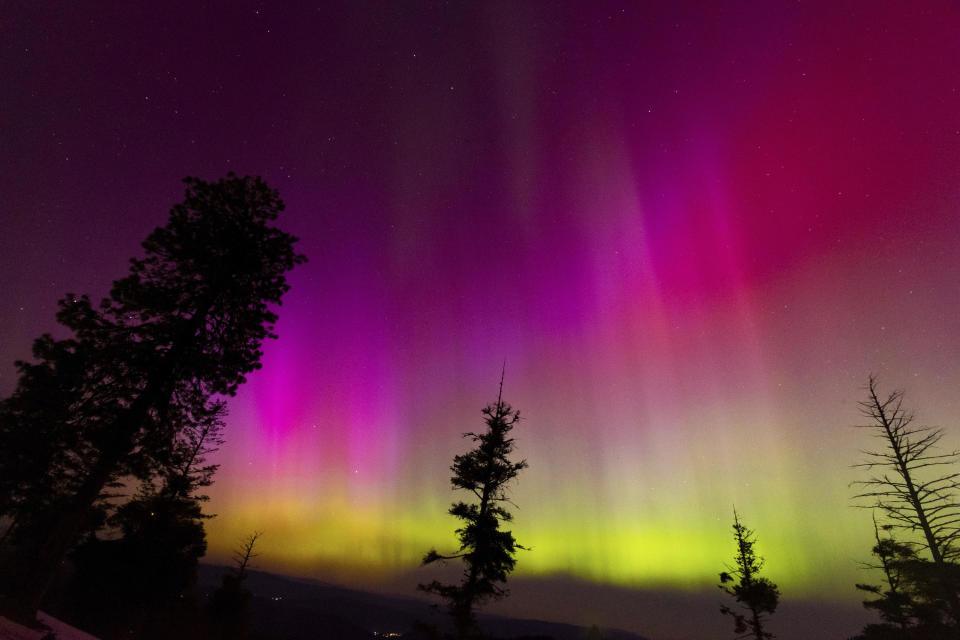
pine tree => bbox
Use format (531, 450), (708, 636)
(0, 174), (305, 621)
(420, 378), (528, 639)
(718, 509), (780, 640)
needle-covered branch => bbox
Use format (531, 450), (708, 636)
(718, 509), (780, 640)
(420, 377), (528, 640)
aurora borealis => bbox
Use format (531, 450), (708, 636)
(3, 2), (960, 637)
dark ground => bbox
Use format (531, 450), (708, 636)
(195, 564), (648, 640)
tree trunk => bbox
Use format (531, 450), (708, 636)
(9, 440), (127, 620)
(869, 381), (960, 625)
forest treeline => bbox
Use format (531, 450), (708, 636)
(1, 176), (959, 640)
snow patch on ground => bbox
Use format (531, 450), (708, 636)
(0, 612), (99, 640)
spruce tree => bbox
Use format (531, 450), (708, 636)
(0, 174), (305, 621)
(718, 509), (780, 640)
(420, 379), (528, 639)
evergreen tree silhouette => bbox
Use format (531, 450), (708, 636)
(718, 509), (780, 640)
(856, 515), (915, 631)
(0, 174), (305, 622)
(854, 515), (932, 639)
(68, 485), (208, 639)
(419, 375), (528, 639)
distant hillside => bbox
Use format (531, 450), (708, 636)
(196, 564), (649, 640)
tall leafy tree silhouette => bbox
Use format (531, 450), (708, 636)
(852, 376), (960, 632)
(718, 509), (780, 640)
(420, 377), (528, 639)
(0, 174), (305, 621)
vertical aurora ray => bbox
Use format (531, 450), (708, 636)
(200, 2), (960, 599)
(4, 0), (960, 615)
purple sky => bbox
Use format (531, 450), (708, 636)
(4, 3), (960, 638)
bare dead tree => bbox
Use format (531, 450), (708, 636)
(209, 530), (262, 638)
(233, 531), (262, 582)
(853, 376), (960, 563)
(852, 376), (960, 630)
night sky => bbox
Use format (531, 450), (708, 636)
(3, 2), (960, 638)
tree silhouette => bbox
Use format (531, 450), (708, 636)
(0, 174), (305, 622)
(0, 336), (109, 551)
(419, 377), (528, 639)
(852, 376), (960, 633)
(152, 397), (226, 515)
(853, 376), (960, 564)
(209, 531), (262, 640)
(718, 509), (780, 640)
(855, 515), (916, 635)
(67, 484), (209, 639)
(67, 400), (225, 633)
(850, 515), (960, 639)
(232, 530), (262, 583)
